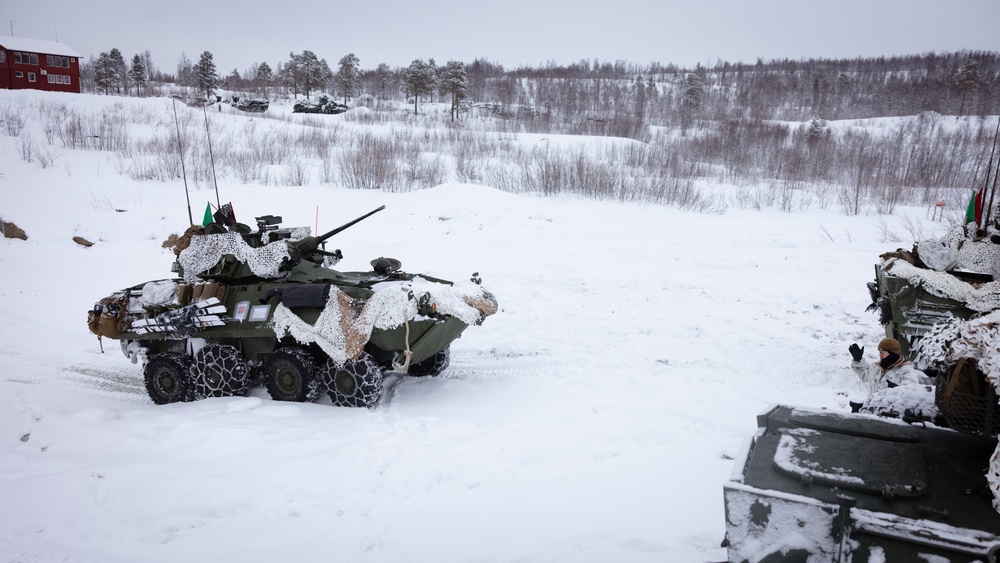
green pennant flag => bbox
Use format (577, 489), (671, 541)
(202, 202), (214, 227)
(965, 189), (983, 225)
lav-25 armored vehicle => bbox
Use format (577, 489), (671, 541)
(88, 205), (498, 408)
(722, 222), (1000, 562)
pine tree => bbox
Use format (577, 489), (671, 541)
(337, 52), (360, 104)
(129, 54), (147, 96)
(811, 72), (826, 109)
(304, 52), (332, 98)
(255, 62), (273, 83)
(108, 48), (126, 94)
(426, 58), (439, 101)
(283, 51), (332, 99)
(94, 52), (115, 95)
(195, 51), (218, 99)
(682, 73), (704, 109)
(403, 59), (436, 115)
(255, 62), (273, 96)
(680, 71), (704, 135)
(279, 53), (301, 97)
(956, 59), (980, 116)
(439, 60), (468, 121)
(223, 68), (241, 90)
(806, 117), (825, 145)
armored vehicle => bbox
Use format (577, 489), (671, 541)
(292, 95), (348, 115)
(88, 205), (498, 408)
(723, 225), (1000, 562)
(231, 97), (269, 113)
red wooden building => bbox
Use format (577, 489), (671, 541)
(0, 36), (81, 93)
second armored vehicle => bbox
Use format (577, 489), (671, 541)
(723, 223), (1000, 562)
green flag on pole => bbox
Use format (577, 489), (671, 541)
(202, 202), (214, 227)
(965, 188), (984, 225)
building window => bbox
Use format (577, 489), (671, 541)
(64, 76), (71, 84)
(15, 52), (39, 65)
(0, 51), (5, 63)
(28, 72), (35, 82)
(14, 71), (22, 78)
(45, 55), (69, 68)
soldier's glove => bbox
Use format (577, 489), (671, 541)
(849, 343), (864, 362)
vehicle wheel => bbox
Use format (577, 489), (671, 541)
(192, 344), (250, 399)
(408, 348), (450, 377)
(264, 347), (320, 402)
(325, 354), (383, 408)
(144, 353), (194, 405)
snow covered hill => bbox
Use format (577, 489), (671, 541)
(0, 89), (952, 562)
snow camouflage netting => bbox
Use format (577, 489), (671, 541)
(915, 311), (1000, 389)
(177, 232), (297, 283)
(271, 285), (409, 366)
(883, 260), (1000, 313)
(956, 242), (1000, 277)
(271, 281), (497, 367)
(879, 225), (1000, 312)
(935, 223), (1000, 274)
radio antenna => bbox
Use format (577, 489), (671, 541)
(173, 99), (194, 225)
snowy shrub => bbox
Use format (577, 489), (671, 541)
(281, 157), (310, 186)
(337, 133), (402, 191)
(0, 103), (25, 136)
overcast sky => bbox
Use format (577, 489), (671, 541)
(4, 0), (1000, 74)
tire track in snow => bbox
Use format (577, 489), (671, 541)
(49, 364), (150, 404)
(445, 351), (590, 380)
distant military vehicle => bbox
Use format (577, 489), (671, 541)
(88, 205), (498, 408)
(231, 97), (269, 113)
(292, 95), (348, 115)
(723, 223), (1000, 562)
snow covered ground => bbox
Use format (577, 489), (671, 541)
(0, 90), (956, 562)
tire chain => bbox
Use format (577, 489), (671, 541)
(321, 354), (383, 408)
(191, 344), (250, 399)
(408, 348), (451, 377)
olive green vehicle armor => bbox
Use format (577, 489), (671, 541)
(88, 205), (498, 408)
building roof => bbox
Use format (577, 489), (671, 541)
(0, 35), (82, 58)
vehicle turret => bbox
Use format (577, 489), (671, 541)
(172, 205), (385, 283)
(284, 205), (384, 267)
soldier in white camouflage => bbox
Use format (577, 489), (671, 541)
(849, 337), (932, 396)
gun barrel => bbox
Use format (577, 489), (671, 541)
(317, 205), (386, 242)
